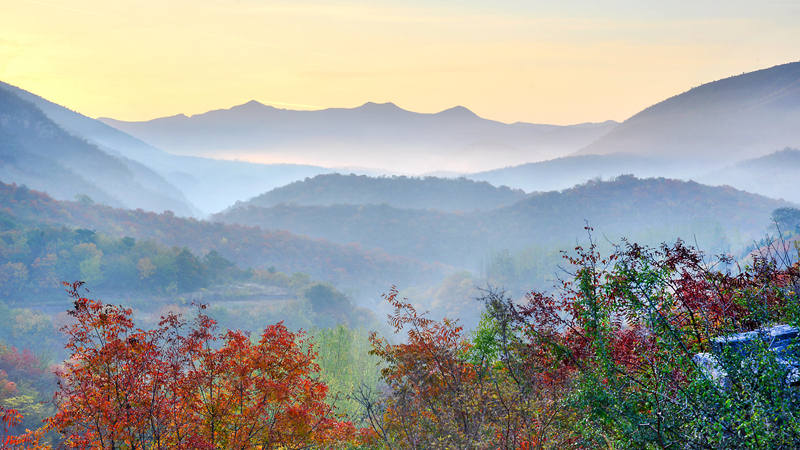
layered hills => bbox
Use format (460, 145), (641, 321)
(0, 181), (445, 296)
(215, 175), (787, 268)
(469, 62), (800, 201)
(696, 148), (800, 204)
(0, 81), (333, 215)
(99, 101), (618, 174)
(467, 153), (662, 193)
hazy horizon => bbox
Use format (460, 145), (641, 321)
(3, 0), (800, 126)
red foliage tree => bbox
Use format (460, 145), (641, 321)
(11, 281), (365, 450)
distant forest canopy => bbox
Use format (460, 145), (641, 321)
(230, 173), (528, 213)
(0, 180), (447, 299)
(215, 175), (787, 268)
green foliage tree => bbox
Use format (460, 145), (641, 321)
(312, 324), (382, 421)
(771, 207), (800, 234)
(303, 283), (354, 328)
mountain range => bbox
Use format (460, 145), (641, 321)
(466, 62), (800, 203)
(99, 101), (618, 174)
(0, 87), (196, 215)
(3, 60), (800, 218)
(0, 81), (333, 215)
(215, 175), (787, 268)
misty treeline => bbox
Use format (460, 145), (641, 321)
(0, 180), (447, 297)
(0, 220), (383, 351)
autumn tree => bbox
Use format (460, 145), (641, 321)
(361, 287), (570, 450)
(14, 281), (366, 450)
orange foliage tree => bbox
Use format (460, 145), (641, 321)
(11, 281), (365, 450)
(361, 287), (570, 450)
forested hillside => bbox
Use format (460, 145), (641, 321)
(0, 181), (447, 299)
(233, 173), (528, 212)
(216, 175), (788, 267)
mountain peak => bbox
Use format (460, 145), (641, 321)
(436, 105), (478, 118)
(357, 101), (402, 110)
(230, 100), (274, 111)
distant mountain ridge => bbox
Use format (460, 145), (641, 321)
(0, 81), (334, 215)
(696, 148), (800, 204)
(232, 173), (528, 213)
(467, 153), (664, 193)
(99, 101), (618, 174)
(0, 86), (196, 215)
(576, 61), (800, 167)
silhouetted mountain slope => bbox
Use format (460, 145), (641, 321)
(576, 61), (800, 168)
(0, 81), (333, 215)
(466, 153), (664, 193)
(698, 148), (800, 204)
(215, 176), (788, 267)
(233, 173), (527, 212)
(0, 126), (120, 206)
(99, 101), (618, 174)
(0, 181), (446, 295)
(0, 86), (195, 215)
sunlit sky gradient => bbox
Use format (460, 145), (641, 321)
(2, 0), (799, 124)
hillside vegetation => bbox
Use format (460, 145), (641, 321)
(234, 173), (528, 212)
(0, 181), (446, 299)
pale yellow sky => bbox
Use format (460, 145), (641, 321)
(1, 0), (798, 124)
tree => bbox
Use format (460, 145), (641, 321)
(73, 195), (94, 206)
(361, 288), (567, 450)
(771, 207), (800, 234)
(14, 281), (365, 450)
